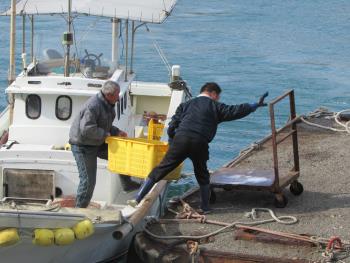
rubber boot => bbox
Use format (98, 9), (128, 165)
(199, 184), (212, 214)
(135, 178), (156, 203)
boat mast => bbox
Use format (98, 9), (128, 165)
(30, 15), (34, 62)
(22, 15), (25, 61)
(8, 0), (16, 84)
(130, 21), (135, 74)
(64, 0), (73, 77)
(22, 15), (27, 71)
(124, 20), (129, 82)
(112, 18), (120, 68)
(8, 0), (16, 125)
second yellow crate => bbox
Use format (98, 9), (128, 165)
(105, 137), (182, 180)
(147, 119), (165, 141)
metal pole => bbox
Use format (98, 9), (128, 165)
(130, 21), (135, 74)
(269, 103), (280, 189)
(22, 15), (26, 55)
(30, 15), (34, 63)
(22, 15), (27, 71)
(9, 0), (16, 84)
(289, 90), (300, 172)
(124, 20), (129, 82)
(64, 0), (72, 77)
(8, 0), (16, 125)
(111, 18), (120, 68)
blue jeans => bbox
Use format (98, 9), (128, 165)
(71, 144), (108, 208)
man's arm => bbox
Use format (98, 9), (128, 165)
(80, 106), (106, 141)
(217, 92), (268, 122)
(217, 102), (255, 122)
(167, 103), (184, 139)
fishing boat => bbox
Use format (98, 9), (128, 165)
(0, 0), (190, 262)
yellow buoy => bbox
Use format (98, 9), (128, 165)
(54, 228), (75, 245)
(0, 228), (20, 247)
(32, 229), (54, 246)
(72, 219), (94, 240)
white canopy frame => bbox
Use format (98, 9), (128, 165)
(1, 0), (177, 24)
(3, 0), (178, 80)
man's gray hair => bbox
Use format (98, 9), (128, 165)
(102, 80), (120, 95)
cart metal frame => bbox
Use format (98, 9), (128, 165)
(210, 90), (303, 207)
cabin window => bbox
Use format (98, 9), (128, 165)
(117, 101), (121, 120)
(121, 97), (124, 114)
(124, 92), (127, 109)
(55, 95), (72, 120)
(26, 94), (41, 119)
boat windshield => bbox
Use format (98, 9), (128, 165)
(25, 16), (117, 79)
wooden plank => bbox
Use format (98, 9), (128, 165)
(234, 229), (315, 247)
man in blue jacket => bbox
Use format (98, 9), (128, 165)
(131, 82), (268, 213)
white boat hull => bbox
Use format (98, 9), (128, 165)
(0, 193), (165, 263)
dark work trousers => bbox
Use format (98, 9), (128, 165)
(149, 135), (210, 185)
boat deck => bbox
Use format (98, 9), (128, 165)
(134, 112), (350, 262)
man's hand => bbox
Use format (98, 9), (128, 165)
(258, 92), (269, 107)
(118, 130), (128, 137)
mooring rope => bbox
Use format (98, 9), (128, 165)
(300, 108), (350, 133)
(146, 200), (350, 262)
(144, 205), (297, 240)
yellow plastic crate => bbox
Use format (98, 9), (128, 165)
(147, 119), (164, 141)
(105, 137), (182, 180)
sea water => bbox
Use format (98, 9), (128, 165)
(1, 0), (350, 194)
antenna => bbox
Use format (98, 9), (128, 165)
(64, 0), (73, 77)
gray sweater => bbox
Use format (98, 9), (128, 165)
(69, 91), (120, 146)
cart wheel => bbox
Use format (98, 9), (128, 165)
(274, 194), (288, 208)
(290, 181), (304, 196)
(209, 189), (216, 204)
(223, 185), (233, 191)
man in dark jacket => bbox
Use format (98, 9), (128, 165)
(69, 80), (128, 208)
(131, 82), (268, 213)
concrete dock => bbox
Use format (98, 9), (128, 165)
(133, 109), (350, 262)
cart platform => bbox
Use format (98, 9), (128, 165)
(211, 168), (275, 187)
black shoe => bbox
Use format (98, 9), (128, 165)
(120, 175), (141, 192)
(197, 208), (213, 215)
(123, 181), (141, 192)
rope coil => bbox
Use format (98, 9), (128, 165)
(301, 108), (350, 133)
